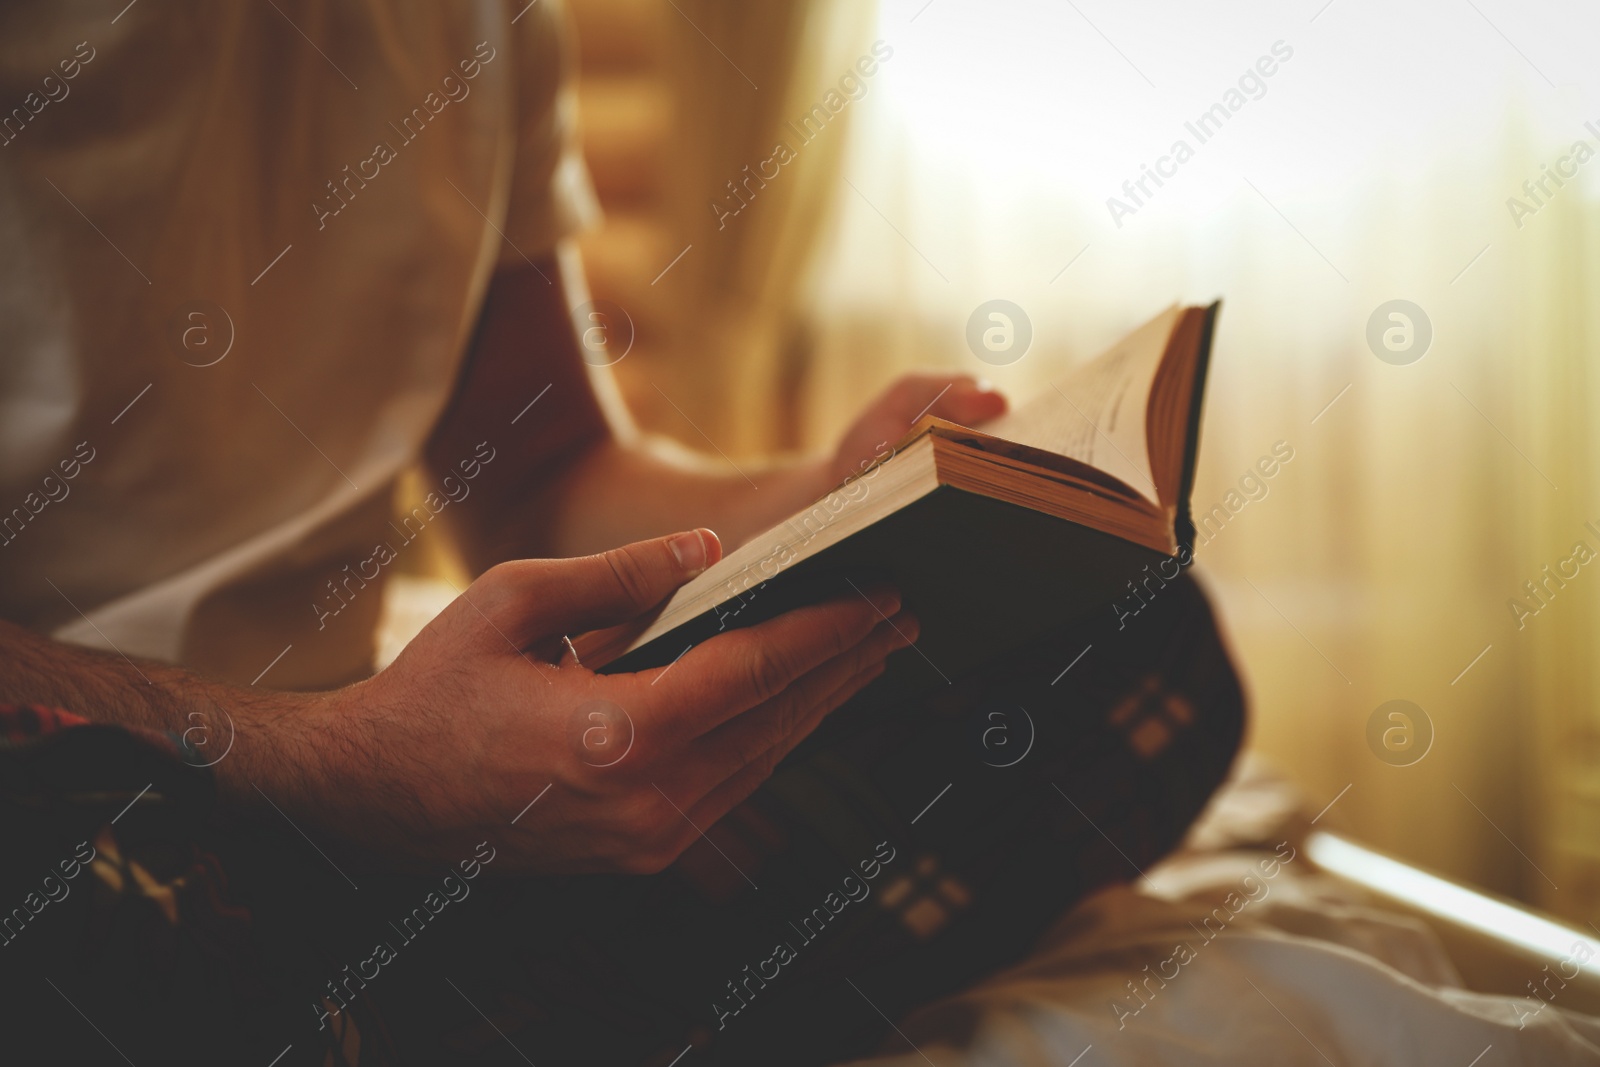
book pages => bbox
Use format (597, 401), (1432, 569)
(982, 304), (1180, 503)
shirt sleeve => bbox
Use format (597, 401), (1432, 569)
(497, 0), (601, 264)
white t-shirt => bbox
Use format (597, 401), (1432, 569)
(0, 0), (597, 688)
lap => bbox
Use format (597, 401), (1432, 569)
(388, 573), (1245, 1065)
(0, 574), (1243, 1067)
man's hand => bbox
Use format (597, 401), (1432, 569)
(828, 373), (1007, 486)
(264, 530), (916, 875)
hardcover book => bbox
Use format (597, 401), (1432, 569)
(581, 302), (1220, 708)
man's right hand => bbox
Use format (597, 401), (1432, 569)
(236, 529), (916, 875)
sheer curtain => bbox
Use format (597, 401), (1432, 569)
(792, 0), (1600, 918)
(639, 0), (878, 454)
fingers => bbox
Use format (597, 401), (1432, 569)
(912, 374), (1007, 426)
(475, 528), (723, 647)
(688, 612), (917, 786)
(682, 658), (889, 833)
(564, 611), (906, 876)
(639, 585), (900, 735)
(607, 654), (880, 876)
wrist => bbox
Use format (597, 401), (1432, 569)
(209, 683), (356, 831)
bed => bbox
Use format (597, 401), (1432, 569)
(841, 757), (1600, 1066)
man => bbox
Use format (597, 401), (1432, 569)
(0, 3), (1241, 1064)
(0, 0), (1005, 867)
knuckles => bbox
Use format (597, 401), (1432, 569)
(465, 559), (538, 621)
(603, 546), (661, 610)
(823, 604), (872, 655)
(601, 789), (697, 875)
(742, 638), (799, 706)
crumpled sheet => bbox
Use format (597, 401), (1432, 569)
(842, 759), (1600, 1067)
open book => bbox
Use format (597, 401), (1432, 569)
(583, 302), (1219, 701)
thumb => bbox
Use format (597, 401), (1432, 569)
(484, 529), (723, 650)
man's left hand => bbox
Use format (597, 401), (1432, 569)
(828, 373), (1007, 486)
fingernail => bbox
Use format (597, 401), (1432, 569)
(892, 614), (920, 646)
(974, 378), (994, 393)
(669, 529), (710, 576)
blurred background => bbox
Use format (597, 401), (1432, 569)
(399, 0), (1600, 925)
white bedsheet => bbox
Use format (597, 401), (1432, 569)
(843, 762), (1600, 1067)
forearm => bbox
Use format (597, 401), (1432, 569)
(424, 254), (1001, 571)
(0, 619), (340, 821)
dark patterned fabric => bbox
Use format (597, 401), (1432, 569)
(366, 573), (1245, 1066)
(0, 703), (399, 1066)
(0, 573), (1243, 1067)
